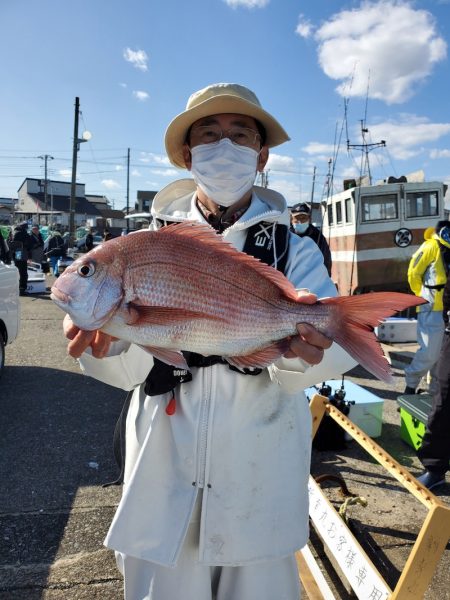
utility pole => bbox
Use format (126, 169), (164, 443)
(69, 97), (91, 244)
(69, 97), (80, 244)
(310, 166), (316, 206)
(37, 154), (54, 225)
(126, 147), (130, 233)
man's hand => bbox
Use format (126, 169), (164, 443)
(63, 314), (116, 359)
(283, 289), (332, 364)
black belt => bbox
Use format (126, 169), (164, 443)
(424, 284), (445, 291)
(144, 352), (263, 396)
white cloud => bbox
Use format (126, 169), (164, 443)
(361, 115), (450, 160)
(223, 0), (269, 7)
(102, 179), (121, 190)
(266, 153), (296, 172)
(115, 165), (124, 171)
(58, 169), (72, 178)
(131, 169), (142, 177)
(152, 168), (179, 177)
(302, 142), (335, 156)
(314, 1), (447, 104)
(430, 148), (450, 159)
(295, 15), (313, 39)
(139, 152), (171, 165)
(133, 90), (149, 102)
(123, 47), (149, 71)
(119, 83), (127, 88)
(268, 177), (309, 205)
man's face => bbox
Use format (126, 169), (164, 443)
(291, 213), (310, 225)
(182, 113), (268, 172)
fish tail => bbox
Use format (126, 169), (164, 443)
(321, 292), (427, 383)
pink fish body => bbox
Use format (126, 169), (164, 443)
(51, 222), (425, 382)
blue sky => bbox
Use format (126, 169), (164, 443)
(1, 0), (449, 208)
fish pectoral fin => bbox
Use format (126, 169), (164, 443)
(139, 345), (189, 370)
(227, 340), (291, 369)
(129, 304), (222, 325)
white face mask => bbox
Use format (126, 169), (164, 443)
(190, 138), (259, 207)
(294, 221), (309, 234)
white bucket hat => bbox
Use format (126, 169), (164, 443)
(165, 83), (290, 168)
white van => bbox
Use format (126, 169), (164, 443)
(0, 261), (20, 377)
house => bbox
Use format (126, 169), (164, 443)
(136, 190), (157, 213)
(86, 194), (127, 232)
(16, 178), (103, 228)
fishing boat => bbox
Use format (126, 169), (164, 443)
(321, 173), (448, 295)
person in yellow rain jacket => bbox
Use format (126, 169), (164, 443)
(404, 221), (450, 395)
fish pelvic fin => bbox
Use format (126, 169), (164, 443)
(227, 339), (291, 370)
(321, 292), (427, 383)
(139, 346), (189, 370)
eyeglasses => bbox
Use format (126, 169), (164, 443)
(190, 125), (261, 148)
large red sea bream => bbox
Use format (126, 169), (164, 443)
(51, 222), (425, 382)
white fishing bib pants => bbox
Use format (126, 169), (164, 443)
(116, 493), (301, 600)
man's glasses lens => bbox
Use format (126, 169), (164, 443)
(191, 125), (260, 147)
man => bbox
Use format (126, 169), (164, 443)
(85, 227), (94, 251)
(290, 202), (332, 275)
(44, 229), (66, 277)
(63, 83), (355, 600)
(30, 224), (45, 265)
(417, 268), (450, 490)
(404, 221), (450, 395)
(11, 222), (32, 295)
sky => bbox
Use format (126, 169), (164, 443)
(1, 0), (449, 209)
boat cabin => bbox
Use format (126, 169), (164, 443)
(322, 178), (448, 295)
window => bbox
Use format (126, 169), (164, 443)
(327, 204), (334, 226)
(361, 193), (398, 222)
(336, 201), (343, 224)
(406, 191), (438, 218)
(345, 198), (352, 223)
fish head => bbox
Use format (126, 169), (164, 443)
(51, 243), (125, 330)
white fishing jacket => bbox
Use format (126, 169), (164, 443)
(79, 180), (356, 566)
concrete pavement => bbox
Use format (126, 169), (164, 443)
(1, 283), (449, 599)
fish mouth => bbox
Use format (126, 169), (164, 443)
(50, 286), (70, 305)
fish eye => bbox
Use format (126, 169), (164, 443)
(77, 262), (96, 278)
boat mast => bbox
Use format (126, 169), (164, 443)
(346, 75), (386, 185)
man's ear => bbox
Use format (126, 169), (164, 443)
(257, 146), (269, 172)
(182, 144), (192, 170)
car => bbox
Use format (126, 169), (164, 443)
(76, 234), (102, 252)
(0, 261), (20, 378)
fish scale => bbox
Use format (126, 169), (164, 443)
(51, 221), (426, 381)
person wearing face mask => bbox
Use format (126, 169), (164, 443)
(290, 203), (332, 276)
(61, 83), (356, 600)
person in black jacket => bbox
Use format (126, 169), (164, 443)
(85, 227), (94, 251)
(29, 224), (45, 265)
(290, 202), (332, 276)
(44, 230), (67, 276)
(416, 265), (450, 490)
(12, 222), (32, 295)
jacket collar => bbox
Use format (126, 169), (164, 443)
(151, 178), (290, 228)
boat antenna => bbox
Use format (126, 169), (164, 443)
(347, 72), (386, 185)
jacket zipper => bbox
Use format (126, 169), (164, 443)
(196, 367), (212, 488)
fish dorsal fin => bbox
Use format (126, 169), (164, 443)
(159, 222), (299, 302)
